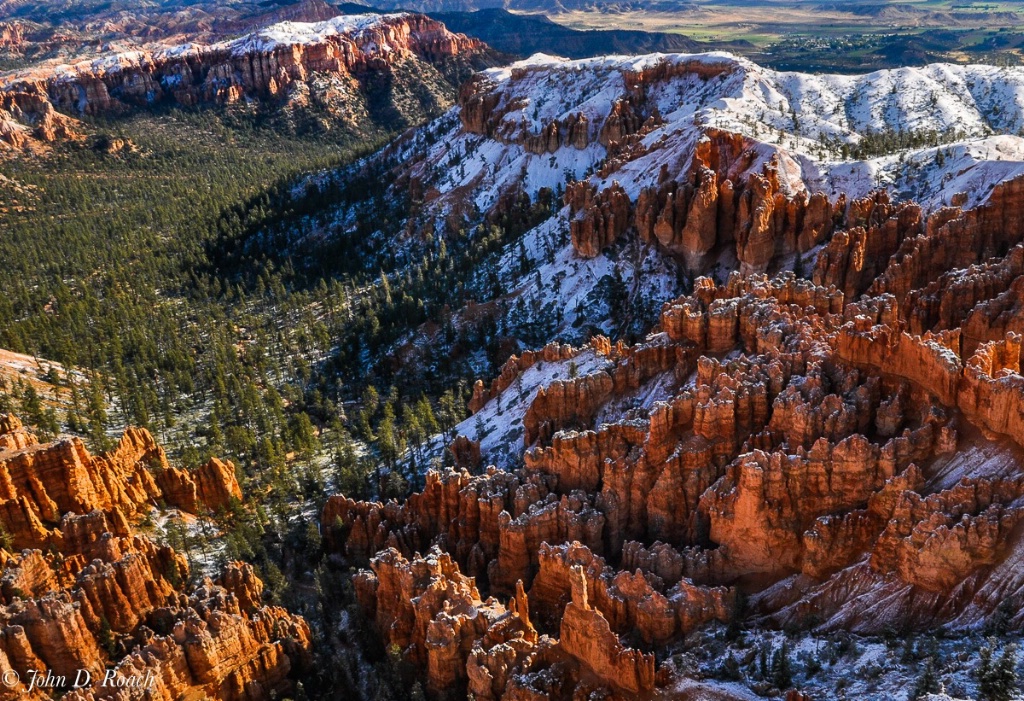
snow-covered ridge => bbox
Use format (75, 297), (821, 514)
(305, 50), (1024, 259)
(3, 12), (415, 84)
(481, 50), (741, 82)
(294, 49), (1024, 369)
(223, 13), (409, 57)
(406, 50), (1024, 214)
(483, 51), (1024, 148)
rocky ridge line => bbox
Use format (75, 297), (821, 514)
(0, 12), (488, 153)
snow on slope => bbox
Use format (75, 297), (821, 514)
(346, 54), (1024, 698)
(224, 13), (407, 56)
(458, 350), (611, 468)
(825, 135), (1024, 210)
(310, 52), (1024, 360)
(371, 51), (1024, 234)
(11, 13), (412, 83)
(291, 53), (1024, 461)
(694, 628), (997, 701)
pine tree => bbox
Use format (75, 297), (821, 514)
(0, 522), (13, 552)
(358, 385), (380, 441)
(304, 520), (322, 557)
(979, 640), (995, 696)
(771, 641), (793, 690)
(438, 389), (463, 441)
(979, 642), (1020, 701)
(725, 590), (747, 641)
(758, 643), (770, 680)
(377, 402), (400, 467)
(986, 597), (1017, 636)
(98, 615), (117, 657)
(912, 657), (940, 699)
(720, 652), (742, 681)
(993, 644), (1019, 701)
(20, 384), (43, 428)
(289, 412), (319, 457)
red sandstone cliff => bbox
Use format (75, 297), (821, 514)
(0, 424), (242, 550)
(0, 88), (81, 153)
(0, 13), (485, 153)
(558, 126), (840, 275)
(324, 172), (1024, 694)
(0, 417), (310, 700)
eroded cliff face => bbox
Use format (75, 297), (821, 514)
(324, 169), (1024, 698)
(631, 131), (837, 276)
(291, 52), (1024, 432)
(0, 23), (24, 55)
(0, 13), (488, 153)
(0, 88), (81, 154)
(487, 85), (843, 278)
(0, 417), (309, 700)
(0, 423), (241, 551)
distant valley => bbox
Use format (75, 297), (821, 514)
(347, 0), (1024, 70)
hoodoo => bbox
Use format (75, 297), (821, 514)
(0, 416), (310, 700)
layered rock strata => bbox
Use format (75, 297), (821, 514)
(11, 15), (483, 116)
(0, 417), (310, 700)
(0, 13), (486, 152)
(560, 127), (842, 274)
(326, 172), (1024, 696)
(0, 422), (241, 550)
(0, 88), (81, 152)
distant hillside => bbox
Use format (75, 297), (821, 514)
(337, 0), (698, 11)
(0, 13), (497, 154)
(337, 4), (749, 58)
(431, 8), (728, 58)
(817, 1), (1021, 24)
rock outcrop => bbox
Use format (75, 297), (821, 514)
(870, 477), (1024, 592)
(0, 88), (82, 153)
(634, 133), (836, 275)
(326, 165), (1024, 692)
(0, 13), (488, 153)
(558, 564), (655, 695)
(567, 181), (632, 258)
(9, 14), (483, 116)
(0, 417), (310, 700)
(959, 333), (1024, 445)
(0, 23), (24, 54)
(468, 340), (590, 415)
(562, 127), (843, 275)
(0, 426), (242, 550)
(354, 545), (662, 700)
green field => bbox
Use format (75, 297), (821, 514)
(552, 0), (1024, 70)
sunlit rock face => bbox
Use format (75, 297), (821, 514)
(321, 51), (1024, 697)
(0, 416), (310, 701)
(0, 13), (489, 153)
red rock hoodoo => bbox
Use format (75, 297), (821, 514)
(325, 171), (1024, 698)
(0, 417), (310, 701)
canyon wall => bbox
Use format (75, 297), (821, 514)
(325, 171), (1024, 697)
(0, 13), (487, 153)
